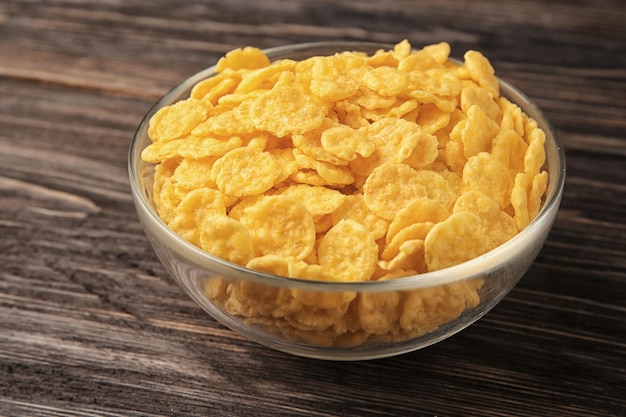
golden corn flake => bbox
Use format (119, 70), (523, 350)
(278, 184), (345, 217)
(170, 187), (227, 246)
(144, 40), (551, 348)
(211, 146), (281, 197)
(239, 195), (316, 260)
(386, 198), (450, 243)
(320, 124), (375, 161)
(216, 46), (271, 73)
(250, 85), (325, 137)
(331, 194), (389, 240)
(200, 213), (255, 265)
(141, 135), (242, 163)
(463, 50), (499, 98)
(363, 163), (428, 221)
(453, 190), (517, 250)
(462, 104), (500, 158)
(462, 152), (513, 209)
(148, 98), (209, 142)
(318, 220), (378, 282)
(424, 211), (486, 271)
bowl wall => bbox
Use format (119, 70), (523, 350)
(129, 42), (565, 360)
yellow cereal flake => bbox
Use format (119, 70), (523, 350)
(141, 135), (243, 163)
(462, 152), (513, 209)
(463, 50), (499, 98)
(491, 129), (528, 176)
(235, 59), (296, 93)
(461, 85), (502, 123)
(386, 198), (450, 244)
(462, 104), (500, 158)
(524, 126), (547, 182)
(191, 71), (242, 102)
(239, 195), (316, 260)
(148, 98), (209, 142)
(278, 184), (346, 217)
(320, 124), (375, 161)
(169, 187), (228, 246)
(363, 163), (428, 221)
(529, 171), (549, 220)
(511, 172), (530, 231)
(200, 213), (255, 265)
(211, 147), (281, 197)
(358, 289), (403, 335)
(424, 211), (486, 271)
(416, 103), (452, 134)
(331, 194), (390, 240)
(361, 66), (409, 97)
(216, 46), (271, 73)
(250, 85), (325, 137)
(378, 239), (427, 273)
(453, 190), (517, 251)
(318, 220), (378, 282)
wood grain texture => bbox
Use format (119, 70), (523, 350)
(1, 0), (625, 416)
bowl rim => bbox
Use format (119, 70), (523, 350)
(129, 41), (566, 292)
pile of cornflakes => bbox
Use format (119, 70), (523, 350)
(142, 40), (548, 347)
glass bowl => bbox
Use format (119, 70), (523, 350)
(129, 42), (566, 360)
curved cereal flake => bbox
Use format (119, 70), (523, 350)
(293, 149), (355, 186)
(192, 100), (257, 136)
(463, 50), (499, 98)
(141, 136), (242, 163)
(358, 289), (403, 335)
(453, 190), (517, 251)
(190, 71), (242, 101)
(462, 104), (500, 159)
(386, 198), (450, 243)
(363, 163), (428, 221)
(211, 147), (281, 197)
(235, 59), (296, 93)
(382, 223), (433, 262)
(462, 152), (513, 209)
(424, 211), (486, 271)
(287, 261), (357, 309)
(320, 124), (375, 161)
(529, 171), (548, 220)
(524, 127), (547, 182)
(511, 172), (530, 231)
(200, 213), (255, 265)
(367, 118), (422, 164)
(170, 188), (228, 246)
(215, 47), (270, 73)
(240, 195), (316, 260)
(250, 85), (325, 137)
(278, 184), (346, 217)
(361, 66), (409, 97)
(421, 42), (451, 65)
(318, 219), (378, 282)
(415, 103), (451, 134)
(246, 254), (292, 277)
(461, 85), (502, 123)
(378, 239), (427, 273)
(331, 194), (389, 240)
(148, 98), (209, 142)
(491, 129), (528, 176)
(411, 170), (458, 211)
(171, 158), (218, 193)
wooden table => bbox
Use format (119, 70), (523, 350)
(1, 1), (625, 415)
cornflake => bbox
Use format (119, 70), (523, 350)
(143, 40), (549, 348)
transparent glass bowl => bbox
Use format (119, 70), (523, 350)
(129, 42), (566, 360)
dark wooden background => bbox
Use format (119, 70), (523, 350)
(1, 1), (625, 416)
